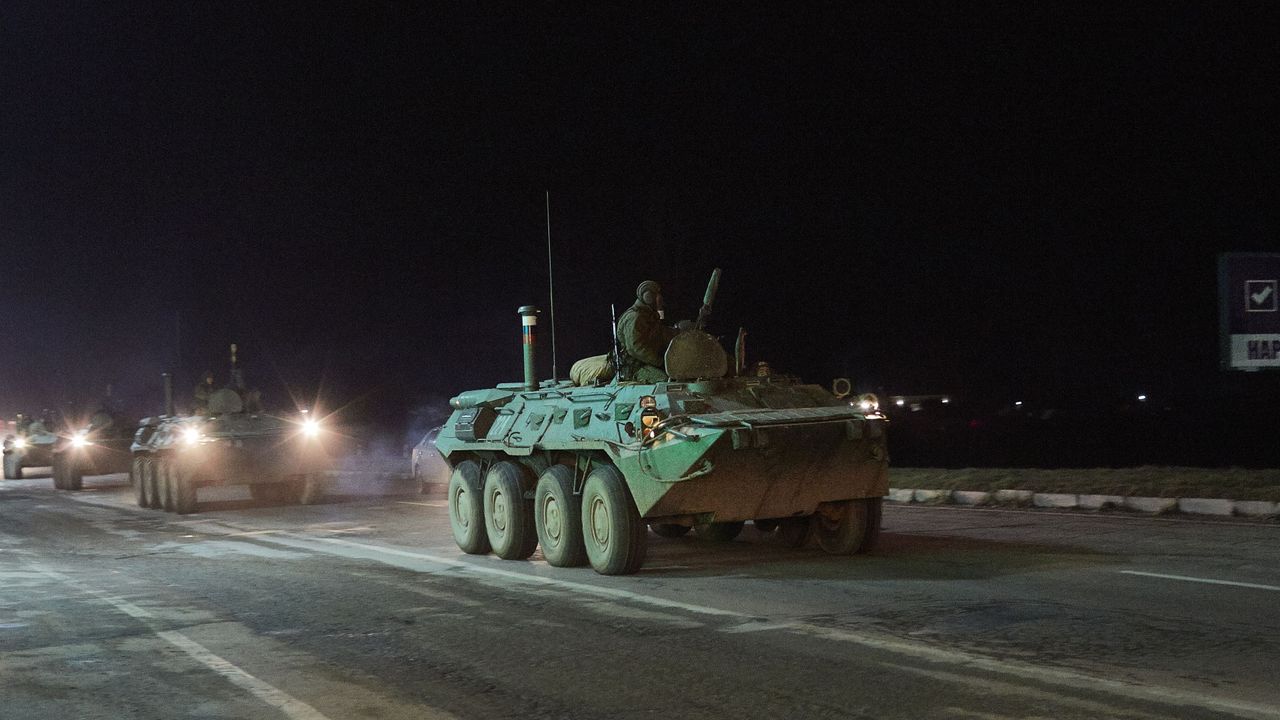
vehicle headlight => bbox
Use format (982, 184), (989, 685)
(71, 433), (89, 448)
(302, 418), (321, 438)
(183, 427), (202, 446)
(13, 438), (26, 449)
(855, 394), (880, 412)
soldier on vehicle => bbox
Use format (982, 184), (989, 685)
(617, 279), (680, 383)
(194, 370), (216, 414)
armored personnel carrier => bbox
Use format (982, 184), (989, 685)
(433, 270), (889, 575)
(3, 414), (58, 479)
(51, 409), (136, 490)
(130, 349), (332, 514)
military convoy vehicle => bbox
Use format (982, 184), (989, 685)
(433, 270), (889, 575)
(51, 410), (136, 490)
(3, 415), (58, 479)
(130, 350), (332, 514)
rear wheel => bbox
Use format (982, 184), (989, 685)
(534, 465), (586, 567)
(694, 521), (745, 542)
(858, 498), (883, 554)
(448, 461), (489, 555)
(650, 523), (691, 539)
(484, 461), (538, 560)
(814, 499), (870, 555)
(581, 464), (647, 576)
(132, 457), (151, 508)
(158, 458), (176, 512)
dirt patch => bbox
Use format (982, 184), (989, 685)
(890, 467), (1280, 502)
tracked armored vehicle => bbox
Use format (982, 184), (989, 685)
(130, 351), (332, 514)
(433, 271), (889, 575)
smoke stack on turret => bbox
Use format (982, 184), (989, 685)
(162, 373), (174, 416)
(518, 306), (541, 391)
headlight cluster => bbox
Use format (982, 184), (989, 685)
(301, 418), (321, 438)
(182, 426), (203, 446)
(855, 394), (880, 413)
(70, 430), (90, 448)
(14, 438), (27, 449)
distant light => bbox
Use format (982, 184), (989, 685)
(941, 397), (951, 404)
(1137, 394), (1147, 402)
(895, 398), (905, 407)
(1014, 401), (1024, 407)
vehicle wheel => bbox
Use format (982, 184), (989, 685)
(814, 499), (870, 555)
(484, 461), (538, 561)
(447, 461), (489, 555)
(146, 458), (164, 509)
(754, 519), (779, 534)
(650, 523), (691, 538)
(776, 516), (812, 548)
(52, 459), (67, 490)
(694, 521), (745, 542)
(132, 457), (151, 508)
(171, 460), (198, 515)
(858, 498), (883, 554)
(297, 473), (325, 505)
(158, 458), (176, 512)
(4, 453), (22, 480)
(534, 465), (586, 567)
(581, 464), (647, 576)
(64, 460), (83, 491)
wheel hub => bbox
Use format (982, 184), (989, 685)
(454, 487), (471, 528)
(492, 491), (507, 532)
(543, 497), (562, 542)
(590, 497), (610, 545)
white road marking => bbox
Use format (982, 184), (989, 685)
(397, 501), (446, 507)
(1119, 570), (1280, 592)
(27, 565), (334, 720)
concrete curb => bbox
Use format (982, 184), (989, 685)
(887, 488), (1278, 518)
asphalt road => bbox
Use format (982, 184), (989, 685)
(2, 471), (1278, 720)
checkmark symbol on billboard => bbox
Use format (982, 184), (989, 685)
(1253, 286), (1274, 306)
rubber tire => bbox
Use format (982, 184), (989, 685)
(858, 497), (882, 554)
(581, 464), (647, 576)
(534, 465), (586, 567)
(133, 457), (151, 508)
(4, 453), (22, 480)
(52, 459), (67, 490)
(158, 458), (176, 512)
(777, 516), (812, 548)
(754, 519), (780, 534)
(694, 521), (745, 542)
(448, 461), (490, 555)
(814, 499), (870, 555)
(65, 461), (83, 491)
(650, 523), (691, 538)
(297, 473), (325, 505)
(145, 458), (163, 509)
(483, 462), (538, 560)
(171, 459), (198, 515)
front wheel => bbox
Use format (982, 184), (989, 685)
(534, 465), (586, 567)
(52, 458), (67, 490)
(156, 458), (175, 511)
(145, 457), (164, 509)
(447, 461), (489, 555)
(132, 457), (151, 508)
(483, 461), (538, 561)
(581, 464), (646, 576)
(814, 500), (871, 555)
(4, 453), (22, 480)
(171, 460), (198, 515)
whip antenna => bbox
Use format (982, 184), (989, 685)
(545, 190), (558, 381)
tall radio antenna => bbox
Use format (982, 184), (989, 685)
(545, 190), (558, 381)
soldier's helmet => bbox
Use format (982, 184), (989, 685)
(636, 280), (661, 304)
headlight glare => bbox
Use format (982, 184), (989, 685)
(183, 427), (202, 445)
(302, 419), (321, 438)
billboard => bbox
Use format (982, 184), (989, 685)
(1219, 253), (1280, 371)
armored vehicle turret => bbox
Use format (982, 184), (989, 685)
(129, 349), (333, 514)
(433, 271), (888, 575)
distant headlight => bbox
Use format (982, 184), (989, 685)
(302, 418), (321, 438)
(14, 438), (26, 449)
(183, 427), (202, 446)
(855, 394), (880, 412)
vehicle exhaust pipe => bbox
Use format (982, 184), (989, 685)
(162, 372), (174, 416)
(518, 305), (541, 391)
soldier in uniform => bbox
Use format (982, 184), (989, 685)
(193, 370), (216, 414)
(617, 280), (680, 383)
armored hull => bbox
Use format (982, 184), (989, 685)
(51, 418), (135, 491)
(3, 423), (57, 479)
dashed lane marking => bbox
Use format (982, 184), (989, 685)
(1119, 570), (1280, 593)
(26, 565), (334, 720)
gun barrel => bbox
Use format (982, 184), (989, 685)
(703, 268), (722, 308)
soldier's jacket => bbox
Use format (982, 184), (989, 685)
(617, 300), (678, 381)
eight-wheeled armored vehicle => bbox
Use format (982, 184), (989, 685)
(433, 271), (889, 575)
(3, 414), (58, 479)
(130, 351), (332, 514)
(51, 410), (136, 490)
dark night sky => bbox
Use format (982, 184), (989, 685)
(1, 2), (1277, 431)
